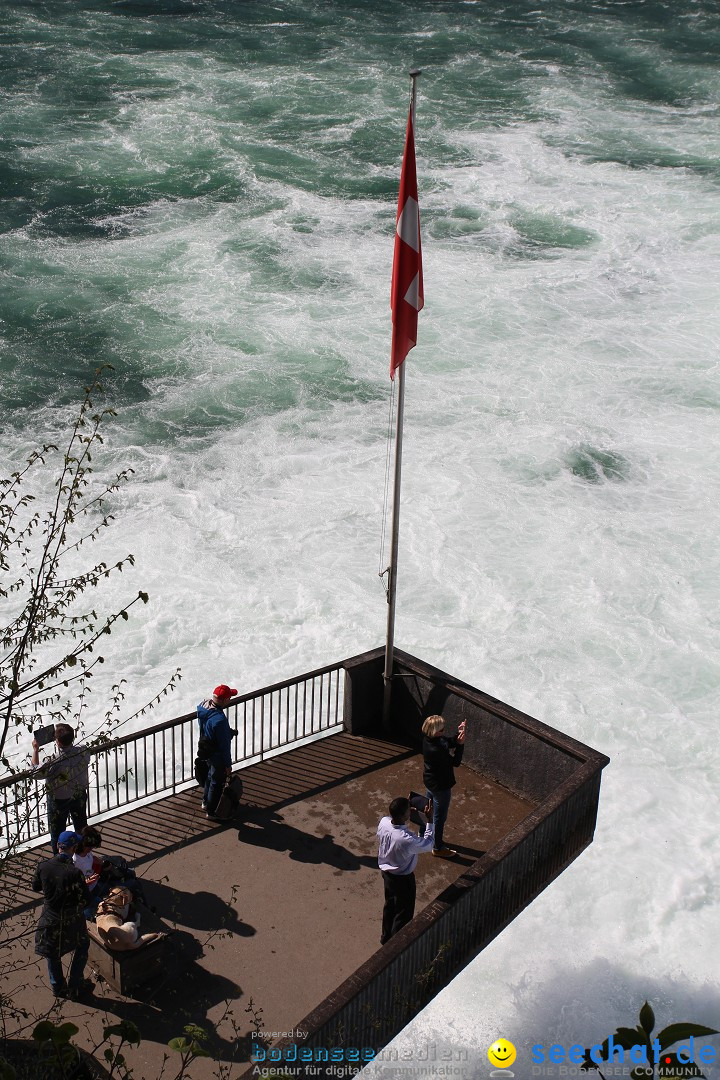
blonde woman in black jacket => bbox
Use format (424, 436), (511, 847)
(421, 715), (466, 859)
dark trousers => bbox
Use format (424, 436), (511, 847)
(47, 793), (88, 855)
(203, 761), (225, 815)
(381, 870), (416, 945)
(46, 935), (89, 993)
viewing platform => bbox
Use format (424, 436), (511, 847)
(3, 730), (529, 1077)
(1, 648), (609, 1079)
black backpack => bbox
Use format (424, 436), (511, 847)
(194, 715), (215, 787)
(213, 775), (244, 820)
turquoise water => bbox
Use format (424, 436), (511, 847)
(2, 0), (720, 1071)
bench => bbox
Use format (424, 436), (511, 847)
(87, 905), (170, 995)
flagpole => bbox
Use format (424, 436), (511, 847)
(383, 69), (421, 729)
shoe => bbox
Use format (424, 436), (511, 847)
(67, 978), (94, 1000)
(206, 812), (221, 821)
(52, 985), (68, 999)
(432, 847), (457, 859)
(201, 803), (208, 811)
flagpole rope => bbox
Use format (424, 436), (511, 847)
(378, 379), (396, 597)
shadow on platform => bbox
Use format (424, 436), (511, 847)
(2, 732), (531, 1078)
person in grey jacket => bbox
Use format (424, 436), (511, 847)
(32, 724), (90, 855)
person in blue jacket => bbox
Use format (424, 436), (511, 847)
(197, 683), (237, 820)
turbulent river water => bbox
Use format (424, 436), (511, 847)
(1, 0), (719, 1072)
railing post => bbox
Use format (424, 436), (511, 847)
(171, 724), (177, 795)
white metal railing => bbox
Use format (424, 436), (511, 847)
(0, 661), (345, 854)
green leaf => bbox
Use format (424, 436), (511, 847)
(33, 1019), (79, 1044)
(658, 1051), (704, 1078)
(168, 1028), (210, 1057)
(633, 1023), (652, 1049)
(52, 1022), (80, 1043)
(103, 1020), (141, 1045)
(0, 1055), (17, 1080)
(65, 654), (77, 667)
(582, 1039), (610, 1070)
(139, 591), (149, 604)
(614, 1027), (644, 1050)
(639, 1001), (655, 1035)
(33, 1020), (57, 1041)
(658, 1024), (720, 1050)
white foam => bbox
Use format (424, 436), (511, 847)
(2, 15), (719, 1067)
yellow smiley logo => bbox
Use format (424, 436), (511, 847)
(488, 1039), (517, 1069)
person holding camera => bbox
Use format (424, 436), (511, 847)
(377, 796), (434, 945)
(31, 724), (91, 855)
(196, 683), (237, 820)
(421, 714), (466, 858)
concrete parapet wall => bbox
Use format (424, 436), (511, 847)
(344, 648), (596, 803)
(343, 648), (386, 737)
(243, 648), (609, 1079)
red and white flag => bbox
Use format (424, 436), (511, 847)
(390, 107), (424, 380)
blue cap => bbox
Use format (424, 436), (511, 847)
(57, 830), (82, 849)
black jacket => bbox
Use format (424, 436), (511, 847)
(422, 735), (464, 792)
(32, 853), (90, 957)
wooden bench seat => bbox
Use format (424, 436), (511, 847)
(87, 905), (170, 995)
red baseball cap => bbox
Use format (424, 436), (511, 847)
(213, 684), (237, 700)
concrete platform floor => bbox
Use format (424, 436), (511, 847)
(1, 732), (532, 1078)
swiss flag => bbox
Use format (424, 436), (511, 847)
(390, 108), (424, 379)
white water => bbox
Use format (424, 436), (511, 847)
(2, 2), (719, 1070)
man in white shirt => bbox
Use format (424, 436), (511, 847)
(377, 796), (434, 945)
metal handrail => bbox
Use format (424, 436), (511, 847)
(1, 659), (346, 853)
